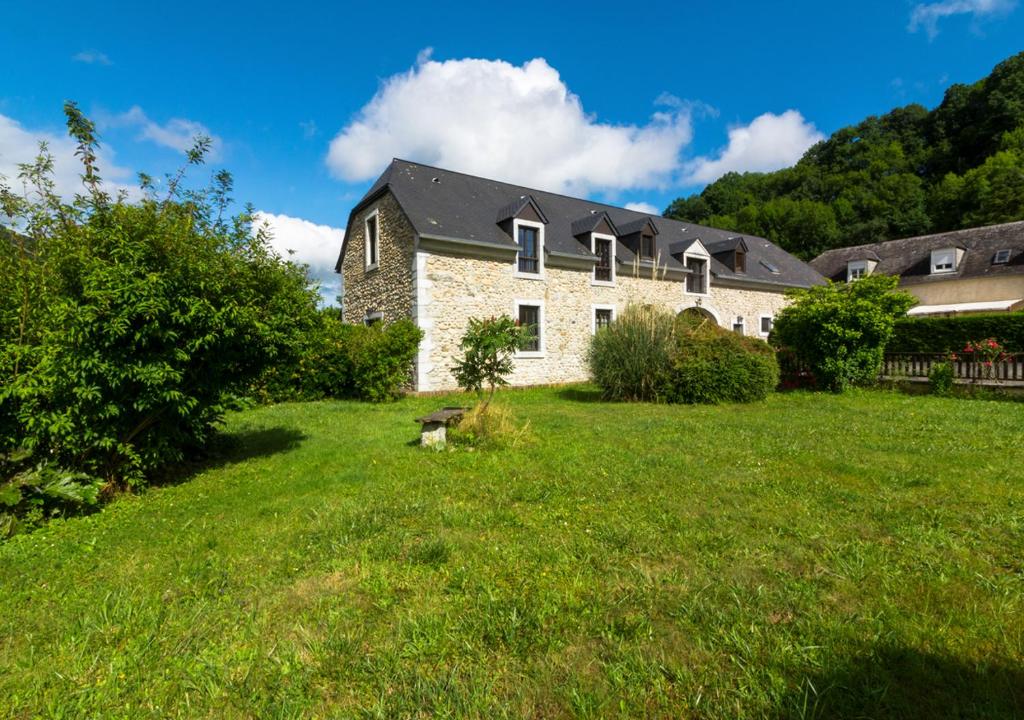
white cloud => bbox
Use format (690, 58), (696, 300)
(624, 201), (661, 215)
(72, 50), (112, 66)
(254, 211), (345, 304)
(0, 112), (135, 202)
(326, 56), (694, 196)
(684, 110), (823, 185)
(909, 0), (1017, 38)
(105, 106), (223, 160)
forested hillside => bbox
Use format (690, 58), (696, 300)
(665, 52), (1024, 259)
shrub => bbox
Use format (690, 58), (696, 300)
(772, 275), (916, 392)
(929, 361), (955, 396)
(344, 319), (423, 402)
(451, 316), (529, 410)
(0, 102), (320, 492)
(668, 313), (780, 404)
(888, 312), (1024, 353)
(588, 305), (675, 401)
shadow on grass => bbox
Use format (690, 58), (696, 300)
(773, 645), (1024, 719)
(555, 386), (606, 403)
(154, 426), (307, 487)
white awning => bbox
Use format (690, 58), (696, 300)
(907, 298), (1024, 316)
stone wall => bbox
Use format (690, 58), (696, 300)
(417, 251), (792, 391)
(340, 192), (416, 324)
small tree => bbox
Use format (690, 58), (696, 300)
(772, 275), (915, 392)
(451, 316), (528, 410)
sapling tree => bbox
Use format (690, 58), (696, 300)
(451, 316), (529, 411)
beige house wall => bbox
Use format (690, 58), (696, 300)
(417, 250), (791, 392)
(904, 276), (1024, 306)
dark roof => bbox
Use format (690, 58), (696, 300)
(338, 159), (825, 288)
(570, 211), (618, 237)
(496, 194), (549, 224)
(810, 221), (1024, 285)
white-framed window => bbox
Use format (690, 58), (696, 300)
(592, 232), (616, 286)
(759, 315), (773, 337)
(513, 299), (545, 358)
(591, 304), (616, 334)
(847, 260), (869, 281)
(931, 248), (956, 274)
(364, 209), (380, 271)
(364, 310), (383, 326)
(684, 254), (709, 295)
(993, 249), (1012, 265)
(732, 316), (745, 334)
(514, 219), (544, 279)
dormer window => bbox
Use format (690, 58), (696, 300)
(685, 257), (707, 294)
(735, 249), (746, 273)
(931, 248), (957, 274)
(847, 260), (869, 281)
(516, 223), (541, 275)
(994, 249), (1012, 265)
(640, 234), (656, 260)
(592, 233), (615, 285)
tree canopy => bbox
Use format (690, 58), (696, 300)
(666, 51), (1024, 258)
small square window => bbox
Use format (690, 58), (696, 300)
(364, 311), (383, 327)
(733, 317), (745, 335)
(594, 308), (613, 332)
(931, 248), (956, 273)
(760, 316), (773, 335)
(847, 260), (868, 281)
(518, 304), (541, 352)
(994, 249), (1012, 265)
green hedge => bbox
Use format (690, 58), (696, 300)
(887, 313), (1024, 353)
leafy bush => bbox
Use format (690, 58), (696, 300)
(0, 102), (320, 494)
(772, 275), (916, 392)
(668, 314), (780, 404)
(343, 319), (423, 402)
(451, 316), (529, 409)
(929, 361), (955, 396)
(1, 452), (103, 538)
(888, 312), (1024, 353)
(588, 305), (675, 401)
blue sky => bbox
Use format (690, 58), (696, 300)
(2, 0), (1022, 299)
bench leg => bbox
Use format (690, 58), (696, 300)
(420, 422), (447, 448)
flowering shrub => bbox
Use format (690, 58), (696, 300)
(959, 337), (1009, 381)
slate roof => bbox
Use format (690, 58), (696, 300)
(810, 221), (1024, 285)
(337, 159), (825, 289)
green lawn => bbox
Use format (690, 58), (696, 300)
(1, 387), (1022, 719)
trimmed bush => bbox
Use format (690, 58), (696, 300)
(588, 305), (675, 401)
(256, 315), (422, 403)
(668, 314), (780, 404)
(772, 275), (916, 392)
(888, 312), (1024, 353)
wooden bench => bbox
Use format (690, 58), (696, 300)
(414, 407), (468, 447)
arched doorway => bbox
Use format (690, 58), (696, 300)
(679, 305), (722, 326)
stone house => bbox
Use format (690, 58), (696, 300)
(810, 221), (1024, 316)
(335, 160), (825, 392)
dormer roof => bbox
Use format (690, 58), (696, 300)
(617, 217), (659, 237)
(571, 211), (619, 238)
(496, 194), (548, 224)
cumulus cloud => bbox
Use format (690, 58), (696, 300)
(624, 201), (661, 215)
(684, 110), (823, 185)
(0, 112), (135, 202)
(72, 50), (112, 65)
(104, 106), (223, 160)
(909, 0), (1017, 38)
(327, 56), (694, 196)
(254, 211), (345, 304)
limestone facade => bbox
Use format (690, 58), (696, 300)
(340, 190), (794, 391)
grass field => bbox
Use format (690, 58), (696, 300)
(1, 387), (1022, 718)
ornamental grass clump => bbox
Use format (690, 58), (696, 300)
(587, 304), (675, 401)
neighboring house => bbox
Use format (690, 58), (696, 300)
(335, 159), (825, 391)
(810, 221), (1024, 316)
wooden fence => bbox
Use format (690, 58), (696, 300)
(882, 353), (1024, 385)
